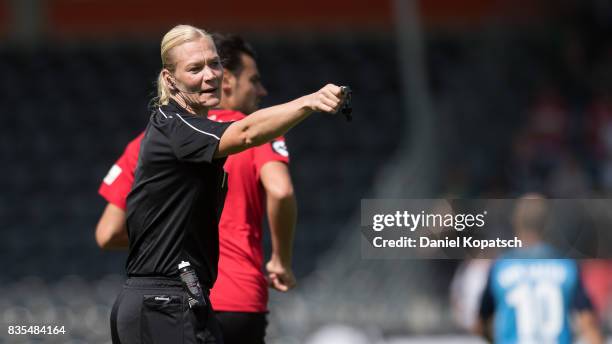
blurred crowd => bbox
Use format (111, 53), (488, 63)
(445, 1), (612, 198)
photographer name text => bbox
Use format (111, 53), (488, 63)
(370, 210), (522, 249)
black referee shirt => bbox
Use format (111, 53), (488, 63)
(125, 99), (233, 288)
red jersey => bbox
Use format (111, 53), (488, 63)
(99, 110), (290, 312)
(98, 132), (144, 210)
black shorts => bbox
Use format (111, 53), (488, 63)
(215, 311), (267, 344)
(110, 277), (223, 344)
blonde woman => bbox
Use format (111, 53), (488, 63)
(110, 25), (346, 343)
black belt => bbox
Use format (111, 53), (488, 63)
(124, 276), (210, 295)
(125, 276), (183, 288)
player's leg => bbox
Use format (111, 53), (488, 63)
(215, 311), (267, 344)
(190, 302), (224, 344)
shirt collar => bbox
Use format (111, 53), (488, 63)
(162, 98), (190, 115)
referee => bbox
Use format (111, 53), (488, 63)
(98, 33), (298, 342)
(110, 25), (345, 343)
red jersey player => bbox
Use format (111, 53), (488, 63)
(96, 34), (297, 343)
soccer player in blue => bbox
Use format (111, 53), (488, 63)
(476, 194), (603, 344)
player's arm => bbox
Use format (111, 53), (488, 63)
(474, 317), (493, 343)
(215, 84), (343, 158)
(575, 310), (604, 344)
(95, 203), (129, 250)
(95, 204), (129, 250)
(96, 134), (142, 250)
(572, 275), (604, 344)
(261, 161), (297, 292)
(475, 270), (495, 343)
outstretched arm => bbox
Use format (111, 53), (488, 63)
(215, 84), (343, 158)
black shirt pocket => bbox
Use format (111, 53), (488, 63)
(141, 294), (184, 344)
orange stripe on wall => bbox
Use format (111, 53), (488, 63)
(48, 0), (393, 37)
(43, 0), (548, 37)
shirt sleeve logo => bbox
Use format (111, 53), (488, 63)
(272, 140), (289, 157)
(103, 164), (123, 185)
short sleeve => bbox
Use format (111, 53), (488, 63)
(253, 137), (290, 180)
(98, 133), (143, 210)
(171, 114), (232, 163)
